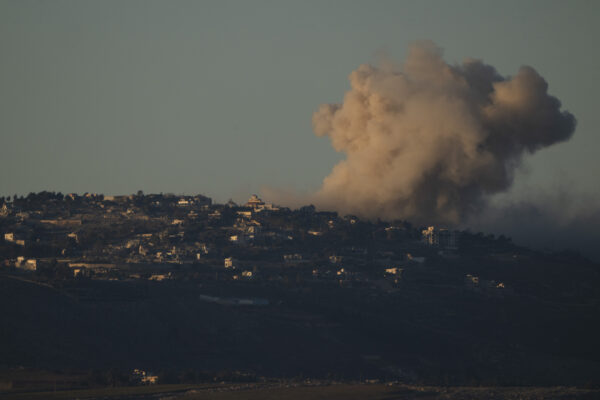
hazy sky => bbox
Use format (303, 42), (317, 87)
(1, 0), (598, 204)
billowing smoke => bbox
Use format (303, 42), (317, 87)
(311, 41), (576, 225)
(465, 189), (600, 262)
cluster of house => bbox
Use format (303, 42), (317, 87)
(131, 369), (158, 385)
(1, 193), (474, 286)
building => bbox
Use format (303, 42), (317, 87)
(245, 194), (265, 209)
(244, 194), (279, 212)
(24, 259), (37, 271)
(236, 210), (252, 219)
(72, 267), (88, 278)
(131, 369), (158, 385)
(241, 270), (253, 278)
(422, 226), (458, 249)
(385, 267), (403, 276)
(224, 257), (238, 269)
(229, 234), (247, 244)
(149, 273), (170, 281)
(5, 233), (26, 246)
(68, 263), (117, 275)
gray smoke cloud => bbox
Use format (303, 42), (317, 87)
(311, 41), (576, 225)
(465, 189), (600, 262)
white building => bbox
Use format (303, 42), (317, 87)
(385, 267), (403, 276)
(244, 194), (279, 212)
(245, 194), (264, 209)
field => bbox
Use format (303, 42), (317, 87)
(2, 382), (600, 400)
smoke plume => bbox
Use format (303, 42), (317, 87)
(311, 41), (576, 225)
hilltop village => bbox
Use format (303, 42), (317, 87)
(1, 191), (599, 387)
(1, 191), (513, 289)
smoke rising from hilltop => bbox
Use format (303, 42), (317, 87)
(311, 41), (576, 225)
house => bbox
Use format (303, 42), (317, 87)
(24, 259), (37, 271)
(68, 263), (117, 275)
(229, 234), (247, 244)
(149, 273), (170, 281)
(131, 369), (158, 385)
(103, 195), (129, 202)
(14, 258), (36, 270)
(224, 257), (238, 269)
(262, 203), (279, 211)
(246, 224), (261, 235)
(385, 267), (403, 276)
(141, 375), (158, 385)
(236, 210), (252, 219)
(245, 194), (265, 209)
(241, 270), (253, 278)
(72, 267), (89, 277)
(3, 232), (26, 246)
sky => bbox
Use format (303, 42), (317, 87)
(1, 0), (598, 205)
